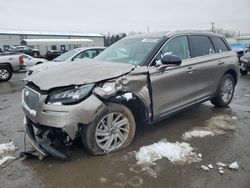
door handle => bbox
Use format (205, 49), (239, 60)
(186, 67), (195, 74)
(218, 61), (225, 65)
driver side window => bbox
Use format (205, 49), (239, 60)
(161, 36), (190, 60)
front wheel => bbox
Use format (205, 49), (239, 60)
(210, 74), (235, 107)
(0, 66), (12, 81)
(81, 103), (136, 155)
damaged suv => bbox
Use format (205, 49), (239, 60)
(22, 31), (239, 159)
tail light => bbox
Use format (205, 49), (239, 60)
(19, 56), (24, 65)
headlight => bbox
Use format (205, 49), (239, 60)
(46, 84), (95, 105)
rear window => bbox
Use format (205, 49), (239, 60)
(210, 37), (229, 53)
(189, 35), (214, 57)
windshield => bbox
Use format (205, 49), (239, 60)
(95, 37), (160, 65)
(54, 48), (82, 62)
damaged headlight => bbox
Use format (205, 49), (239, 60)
(46, 84), (95, 105)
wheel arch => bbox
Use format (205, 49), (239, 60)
(223, 68), (238, 84)
(35, 62), (43, 65)
(102, 91), (150, 126)
(0, 63), (13, 71)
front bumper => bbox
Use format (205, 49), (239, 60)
(22, 87), (104, 140)
(23, 117), (69, 160)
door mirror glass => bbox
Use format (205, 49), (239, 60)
(161, 54), (182, 66)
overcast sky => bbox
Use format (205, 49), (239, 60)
(0, 0), (249, 34)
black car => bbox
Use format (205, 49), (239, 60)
(240, 51), (250, 75)
(8, 46), (40, 57)
(45, 50), (65, 60)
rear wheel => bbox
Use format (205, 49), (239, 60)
(240, 69), (248, 75)
(210, 74), (235, 107)
(81, 103), (136, 155)
(0, 66), (12, 81)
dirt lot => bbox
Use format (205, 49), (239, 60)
(0, 72), (250, 188)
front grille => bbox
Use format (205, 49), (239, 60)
(23, 87), (40, 110)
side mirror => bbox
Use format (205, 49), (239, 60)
(161, 54), (182, 66)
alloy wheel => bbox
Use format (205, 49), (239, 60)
(0, 69), (9, 79)
(220, 78), (234, 103)
(95, 112), (129, 152)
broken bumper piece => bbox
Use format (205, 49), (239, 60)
(23, 117), (70, 160)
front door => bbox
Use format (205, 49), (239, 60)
(149, 36), (197, 119)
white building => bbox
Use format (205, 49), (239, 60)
(0, 30), (105, 55)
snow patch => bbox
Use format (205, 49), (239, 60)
(208, 164), (213, 169)
(135, 139), (200, 164)
(201, 165), (209, 171)
(229, 161), (239, 170)
(184, 115), (236, 141)
(0, 156), (16, 166)
(216, 162), (227, 167)
(99, 177), (107, 183)
(219, 169), (224, 175)
(0, 141), (17, 155)
(182, 130), (214, 140)
(243, 94), (250, 97)
(206, 115), (236, 134)
(232, 116), (238, 120)
(123, 93), (133, 101)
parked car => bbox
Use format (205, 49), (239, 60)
(8, 45), (40, 57)
(22, 54), (47, 69)
(45, 50), (65, 60)
(0, 53), (25, 81)
(239, 51), (250, 75)
(230, 43), (247, 58)
(22, 31), (239, 160)
(230, 43), (249, 75)
(26, 47), (106, 76)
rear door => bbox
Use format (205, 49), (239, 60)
(149, 36), (197, 119)
(188, 35), (225, 101)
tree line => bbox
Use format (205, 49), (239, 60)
(104, 33), (127, 46)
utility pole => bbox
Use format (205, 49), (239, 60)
(211, 22), (215, 33)
(237, 30), (240, 42)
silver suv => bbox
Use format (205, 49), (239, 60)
(22, 31), (239, 159)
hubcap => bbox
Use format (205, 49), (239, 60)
(220, 78), (233, 103)
(0, 69), (9, 79)
(95, 112), (129, 152)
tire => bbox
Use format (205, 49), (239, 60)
(0, 66), (12, 81)
(81, 103), (136, 155)
(240, 69), (248, 75)
(210, 74), (235, 107)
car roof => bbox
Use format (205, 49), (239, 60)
(127, 30), (224, 39)
(76, 47), (106, 51)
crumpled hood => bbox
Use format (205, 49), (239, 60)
(28, 60), (65, 72)
(24, 59), (134, 90)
